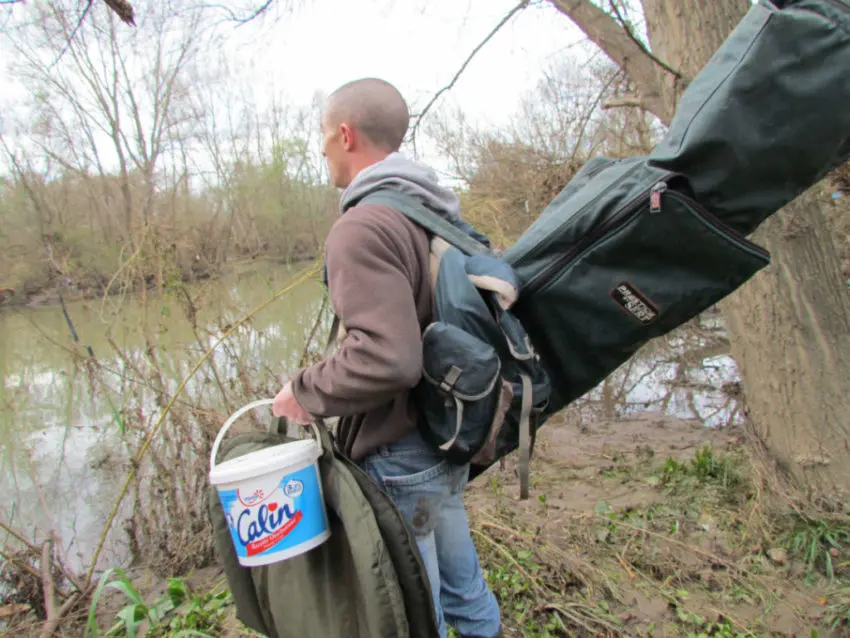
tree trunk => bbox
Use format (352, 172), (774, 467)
(556, 0), (850, 501)
(642, 0), (850, 503)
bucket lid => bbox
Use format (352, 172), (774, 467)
(209, 438), (319, 485)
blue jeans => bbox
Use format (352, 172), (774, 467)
(361, 430), (501, 638)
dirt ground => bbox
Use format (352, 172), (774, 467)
(461, 412), (844, 637)
(9, 411), (846, 637)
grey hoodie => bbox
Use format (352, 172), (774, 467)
(339, 152), (462, 221)
(339, 152), (490, 247)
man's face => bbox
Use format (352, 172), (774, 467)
(321, 113), (350, 189)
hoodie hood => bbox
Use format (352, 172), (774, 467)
(339, 152), (462, 222)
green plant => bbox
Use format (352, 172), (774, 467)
(781, 515), (850, 581)
(659, 446), (746, 503)
(84, 568), (232, 637)
(823, 586), (850, 629)
(674, 608), (751, 637)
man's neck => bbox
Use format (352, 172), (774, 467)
(347, 149), (392, 183)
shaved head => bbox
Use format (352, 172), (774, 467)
(324, 78), (410, 152)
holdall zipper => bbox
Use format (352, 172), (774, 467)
(511, 161), (644, 268)
(523, 180), (665, 296)
(522, 180), (770, 297)
(667, 190), (770, 260)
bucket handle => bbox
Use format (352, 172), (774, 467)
(209, 398), (323, 473)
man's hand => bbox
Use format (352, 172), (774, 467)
(272, 381), (313, 425)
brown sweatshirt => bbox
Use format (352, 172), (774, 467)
(290, 202), (433, 460)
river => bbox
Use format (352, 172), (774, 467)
(0, 260), (743, 576)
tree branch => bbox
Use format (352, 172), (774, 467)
(602, 95), (646, 109)
(547, 0), (675, 124)
(407, 0), (533, 152)
(607, 0), (682, 81)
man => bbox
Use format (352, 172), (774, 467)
(272, 77), (502, 638)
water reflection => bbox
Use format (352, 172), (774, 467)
(570, 309), (743, 428)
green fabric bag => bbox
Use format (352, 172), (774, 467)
(206, 417), (439, 638)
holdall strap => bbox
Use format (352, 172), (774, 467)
(518, 373), (533, 500)
(312, 417), (336, 462)
(360, 191), (491, 257)
(325, 314), (341, 355)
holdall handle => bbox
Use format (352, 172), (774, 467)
(209, 398), (323, 472)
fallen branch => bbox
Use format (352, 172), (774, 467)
(0, 523), (84, 594)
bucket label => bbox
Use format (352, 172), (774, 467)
(216, 464), (327, 561)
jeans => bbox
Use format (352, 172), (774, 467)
(361, 430), (501, 638)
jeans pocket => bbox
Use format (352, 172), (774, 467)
(364, 455), (454, 538)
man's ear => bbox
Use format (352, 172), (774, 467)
(339, 122), (356, 151)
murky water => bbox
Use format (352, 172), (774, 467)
(0, 263), (742, 574)
(0, 260), (329, 572)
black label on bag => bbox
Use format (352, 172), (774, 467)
(611, 282), (658, 325)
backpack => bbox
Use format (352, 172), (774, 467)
(206, 414), (439, 638)
(355, 0), (850, 490)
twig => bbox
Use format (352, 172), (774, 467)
(37, 536), (84, 638)
(407, 0), (532, 153)
(0, 548), (44, 583)
(587, 512), (820, 605)
(85, 261), (323, 585)
(0, 521), (41, 552)
(298, 293), (329, 367)
(539, 604), (597, 634)
(617, 536), (636, 579)
(49, 1), (93, 69)
(235, 0), (273, 24)
(480, 519), (529, 539)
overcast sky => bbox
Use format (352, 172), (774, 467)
(0, 0), (601, 180)
(225, 0), (592, 127)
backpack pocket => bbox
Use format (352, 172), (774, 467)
(415, 322), (510, 464)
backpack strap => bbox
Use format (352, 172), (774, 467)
(518, 374), (533, 500)
(359, 190), (491, 257)
(361, 190), (537, 495)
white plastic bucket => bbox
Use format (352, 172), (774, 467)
(208, 399), (331, 567)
